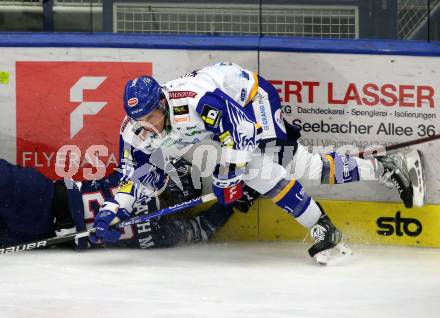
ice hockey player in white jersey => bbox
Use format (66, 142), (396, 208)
(93, 62), (425, 265)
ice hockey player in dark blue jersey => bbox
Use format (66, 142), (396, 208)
(0, 157), (237, 250)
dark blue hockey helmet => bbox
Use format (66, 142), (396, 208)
(123, 76), (162, 119)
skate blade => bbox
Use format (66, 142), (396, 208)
(405, 150), (426, 207)
(335, 242), (353, 256)
(314, 249), (330, 265)
(313, 242), (353, 265)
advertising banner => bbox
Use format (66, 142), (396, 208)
(0, 44), (439, 203)
(260, 52), (440, 203)
(16, 61), (151, 180)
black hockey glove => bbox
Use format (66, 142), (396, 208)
(163, 158), (203, 206)
(232, 185), (260, 213)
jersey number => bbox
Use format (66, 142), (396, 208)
(82, 188), (134, 241)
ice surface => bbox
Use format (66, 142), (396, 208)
(1, 242), (439, 318)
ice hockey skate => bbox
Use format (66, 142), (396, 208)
(308, 214), (352, 265)
(377, 150), (425, 208)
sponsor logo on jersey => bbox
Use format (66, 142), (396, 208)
(174, 116), (190, 123)
(201, 104), (221, 127)
(121, 117), (130, 133)
(118, 180), (134, 194)
(173, 105), (189, 115)
(219, 131), (234, 147)
(169, 91), (198, 99)
(259, 101), (270, 131)
(377, 211), (422, 237)
(127, 97), (138, 107)
(185, 130), (202, 136)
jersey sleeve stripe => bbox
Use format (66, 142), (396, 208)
(323, 154), (336, 184)
(246, 72), (259, 104)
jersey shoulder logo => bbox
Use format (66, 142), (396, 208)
(201, 104), (221, 128)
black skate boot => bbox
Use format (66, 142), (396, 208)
(377, 150), (425, 208)
(308, 214), (351, 265)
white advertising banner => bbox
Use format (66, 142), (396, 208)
(0, 45), (439, 203)
(260, 52), (440, 203)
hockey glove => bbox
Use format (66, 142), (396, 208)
(232, 185), (260, 213)
(212, 163), (244, 205)
(89, 199), (131, 244)
(164, 158), (203, 206)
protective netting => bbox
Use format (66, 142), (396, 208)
(115, 3), (357, 38)
(398, 0), (440, 39)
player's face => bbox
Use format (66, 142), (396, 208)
(137, 108), (166, 133)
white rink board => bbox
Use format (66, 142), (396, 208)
(260, 52), (440, 203)
(0, 45), (439, 202)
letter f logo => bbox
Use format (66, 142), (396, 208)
(70, 76), (107, 138)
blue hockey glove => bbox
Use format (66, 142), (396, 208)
(212, 163), (244, 205)
(89, 199), (131, 244)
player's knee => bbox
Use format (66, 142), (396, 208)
(321, 152), (360, 184)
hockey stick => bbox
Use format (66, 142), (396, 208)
(0, 193), (216, 255)
(357, 134), (440, 158)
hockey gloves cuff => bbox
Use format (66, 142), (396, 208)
(212, 163), (244, 205)
(89, 199), (131, 244)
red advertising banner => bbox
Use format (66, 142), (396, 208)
(16, 61), (152, 180)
